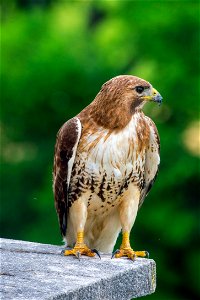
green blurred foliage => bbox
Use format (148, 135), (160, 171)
(1, 1), (199, 299)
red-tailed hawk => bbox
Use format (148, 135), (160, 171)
(53, 75), (162, 260)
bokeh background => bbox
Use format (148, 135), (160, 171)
(1, 1), (199, 299)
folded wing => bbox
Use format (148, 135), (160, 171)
(53, 117), (81, 235)
(139, 117), (160, 208)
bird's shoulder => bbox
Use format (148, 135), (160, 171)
(53, 117), (82, 187)
(55, 117), (81, 149)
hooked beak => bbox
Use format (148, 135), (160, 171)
(152, 88), (163, 105)
(142, 88), (163, 105)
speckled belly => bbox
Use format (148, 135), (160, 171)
(68, 160), (145, 212)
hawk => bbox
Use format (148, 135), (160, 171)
(53, 75), (162, 260)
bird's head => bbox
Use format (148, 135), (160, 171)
(99, 75), (162, 111)
(91, 75), (162, 129)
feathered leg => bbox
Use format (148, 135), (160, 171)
(113, 185), (148, 260)
(63, 199), (100, 259)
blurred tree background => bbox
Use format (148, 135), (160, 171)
(1, 0), (199, 299)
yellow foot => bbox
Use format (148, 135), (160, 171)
(61, 231), (101, 259)
(112, 248), (149, 260)
(62, 244), (95, 259)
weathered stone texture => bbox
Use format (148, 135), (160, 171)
(0, 238), (156, 299)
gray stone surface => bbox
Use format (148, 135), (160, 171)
(0, 238), (156, 300)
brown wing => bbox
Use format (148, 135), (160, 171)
(139, 117), (160, 208)
(53, 117), (81, 236)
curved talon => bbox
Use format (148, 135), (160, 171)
(145, 251), (149, 258)
(130, 253), (136, 262)
(61, 249), (65, 256)
(92, 249), (101, 259)
(111, 249), (120, 259)
(75, 251), (81, 261)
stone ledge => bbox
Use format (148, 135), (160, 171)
(0, 238), (156, 300)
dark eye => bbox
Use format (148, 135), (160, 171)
(135, 86), (144, 94)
